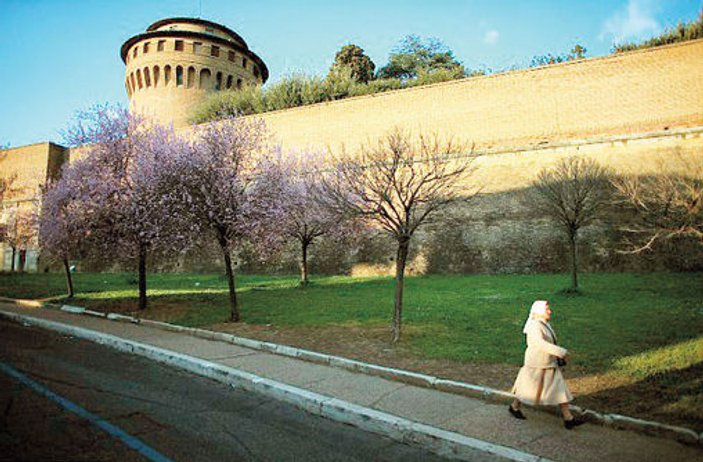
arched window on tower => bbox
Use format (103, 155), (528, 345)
(215, 72), (222, 90)
(144, 67), (151, 87)
(136, 69), (143, 89)
(125, 80), (131, 97)
(236, 78), (242, 89)
(164, 65), (172, 86)
(153, 66), (160, 87)
(176, 66), (184, 86)
(187, 66), (196, 88)
(130, 73), (137, 92)
(199, 68), (211, 89)
(226, 75), (233, 89)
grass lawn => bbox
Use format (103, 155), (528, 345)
(1, 271), (701, 430)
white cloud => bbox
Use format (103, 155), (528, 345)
(600, 0), (660, 43)
(484, 29), (499, 45)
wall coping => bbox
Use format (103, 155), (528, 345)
(241, 38), (703, 119)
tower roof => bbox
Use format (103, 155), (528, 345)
(146, 17), (249, 48)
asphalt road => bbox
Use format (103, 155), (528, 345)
(0, 319), (453, 462)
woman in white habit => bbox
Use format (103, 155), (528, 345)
(509, 300), (584, 429)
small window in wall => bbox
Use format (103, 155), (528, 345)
(133, 47), (138, 58)
(187, 66), (196, 88)
(164, 65), (172, 86)
(175, 40), (184, 51)
(143, 42), (150, 54)
(228, 51), (235, 62)
(125, 80), (131, 97)
(144, 67), (151, 87)
(226, 75), (233, 89)
(215, 72), (222, 90)
(253, 66), (259, 78)
(193, 42), (202, 54)
(236, 78), (242, 89)
(130, 73), (136, 91)
(210, 45), (220, 57)
(157, 40), (165, 52)
(242, 58), (247, 69)
(136, 69), (143, 89)
(176, 66), (184, 86)
(153, 66), (160, 87)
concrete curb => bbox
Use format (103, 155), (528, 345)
(1, 296), (700, 446)
(0, 309), (549, 462)
(136, 317), (516, 400)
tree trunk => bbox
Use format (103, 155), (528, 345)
(62, 257), (74, 298)
(10, 246), (16, 272)
(219, 236), (239, 322)
(138, 245), (147, 310)
(300, 240), (309, 287)
(569, 231), (578, 290)
(391, 237), (411, 344)
(18, 250), (26, 272)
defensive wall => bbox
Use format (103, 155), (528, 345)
(2, 39), (702, 272)
(254, 39), (702, 161)
(233, 38), (703, 274)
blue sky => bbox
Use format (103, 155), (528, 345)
(0, 0), (700, 147)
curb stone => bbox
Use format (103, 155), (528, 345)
(0, 309), (547, 462)
(0, 296), (700, 447)
(605, 414), (700, 445)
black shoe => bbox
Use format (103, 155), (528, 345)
(508, 405), (526, 420)
(564, 417), (585, 430)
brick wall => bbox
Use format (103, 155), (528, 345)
(253, 39), (703, 160)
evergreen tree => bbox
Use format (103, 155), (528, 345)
(329, 44), (376, 83)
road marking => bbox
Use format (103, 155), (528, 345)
(0, 361), (174, 462)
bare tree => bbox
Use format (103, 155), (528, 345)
(531, 156), (611, 291)
(322, 131), (478, 343)
(613, 150), (702, 252)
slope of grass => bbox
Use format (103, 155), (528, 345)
(1, 272), (700, 374)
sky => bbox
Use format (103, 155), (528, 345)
(0, 0), (700, 147)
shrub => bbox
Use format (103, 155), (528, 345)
(614, 12), (703, 53)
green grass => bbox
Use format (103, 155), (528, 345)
(1, 271), (701, 377)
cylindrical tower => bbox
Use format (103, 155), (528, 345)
(121, 17), (268, 127)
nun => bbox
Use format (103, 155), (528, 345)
(509, 300), (584, 429)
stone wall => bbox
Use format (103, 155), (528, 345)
(235, 128), (703, 276)
(0, 142), (67, 272)
(2, 40), (702, 274)
(252, 39), (703, 159)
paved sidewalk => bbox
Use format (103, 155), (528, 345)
(1, 302), (700, 462)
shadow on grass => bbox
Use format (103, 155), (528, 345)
(577, 361), (703, 431)
(2, 272), (701, 378)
